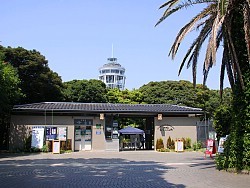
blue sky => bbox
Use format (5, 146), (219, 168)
(0, 0), (229, 90)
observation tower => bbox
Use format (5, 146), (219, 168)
(98, 51), (126, 90)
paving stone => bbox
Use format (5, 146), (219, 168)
(0, 151), (249, 188)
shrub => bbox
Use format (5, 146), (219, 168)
(170, 139), (175, 150)
(41, 145), (49, 152)
(185, 137), (192, 149)
(24, 135), (32, 152)
(216, 153), (227, 170)
(156, 138), (164, 149)
(166, 136), (171, 149)
(30, 147), (40, 152)
(157, 148), (171, 152)
(182, 137), (186, 149)
(193, 141), (202, 151)
(243, 133), (250, 171)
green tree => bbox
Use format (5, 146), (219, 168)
(63, 79), (108, 103)
(0, 57), (22, 149)
(107, 88), (143, 104)
(156, 0), (250, 170)
(213, 105), (232, 141)
(139, 80), (208, 106)
(0, 46), (64, 103)
(0, 63), (22, 113)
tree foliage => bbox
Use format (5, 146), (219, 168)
(0, 61), (22, 113)
(0, 54), (22, 149)
(63, 79), (108, 103)
(107, 88), (143, 104)
(139, 80), (198, 105)
(213, 105), (232, 140)
(0, 46), (64, 104)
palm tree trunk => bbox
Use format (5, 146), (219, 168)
(227, 3), (250, 171)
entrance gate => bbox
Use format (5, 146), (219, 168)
(74, 119), (93, 151)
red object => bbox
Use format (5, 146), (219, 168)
(205, 139), (216, 158)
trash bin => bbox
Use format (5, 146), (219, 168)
(175, 138), (184, 152)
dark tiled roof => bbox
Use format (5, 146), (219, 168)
(13, 102), (203, 114)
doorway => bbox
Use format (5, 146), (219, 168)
(113, 116), (154, 150)
(74, 125), (92, 151)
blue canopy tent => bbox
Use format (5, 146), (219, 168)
(119, 126), (145, 150)
(118, 126), (144, 135)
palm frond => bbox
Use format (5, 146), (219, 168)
(204, 13), (224, 70)
(223, 45), (235, 91)
(169, 5), (214, 59)
(220, 55), (226, 97)
(187, 18), (214, 70)
(158, 0), (179, 9)
(155, 0), (214, 26)
(219, 0), (229, 15)
(178, 16), (213, 84)
(192, 56), (197, 87)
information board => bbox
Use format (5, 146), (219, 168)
(205, 139), (216, 158)
(218, 137), (227, 153)
(58, 127), (67, 141)
(46, 127), (57, 140)
(31, 126), (45, 149)
(53, 140), (60, 154)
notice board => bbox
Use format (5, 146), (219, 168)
(53, 140), (60, 154)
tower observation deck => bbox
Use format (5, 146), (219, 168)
(98, 57), (126, 90)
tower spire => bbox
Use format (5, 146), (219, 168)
(112, 43), (114, 58)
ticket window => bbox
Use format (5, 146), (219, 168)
(75, 126), (92, 151)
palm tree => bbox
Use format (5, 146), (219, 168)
(156, 0), (250, 91)
(156, 0), (250, 171)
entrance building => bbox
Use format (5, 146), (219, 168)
(10, 102), (203, 152)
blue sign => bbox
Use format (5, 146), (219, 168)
(46, 127), (57, 140)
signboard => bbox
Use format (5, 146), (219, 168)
(74, 119), (93, 125)
(58, 127), (67, 141)
(205, 139), (216, 158)
(159, 124), (174, 132)
(218, 136), (227, 153)
(96, 124), (101, 129)
(53, 140), (60, 154)
(175, 139), (184, 152)
(96, 131), (101, 135)
(31, 126), (45, 149)
(113, 121), (118, 127)
(209, 131), (217, 140)
(46, 127), (57, 140)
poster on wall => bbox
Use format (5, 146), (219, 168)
(46, 127), (57, 140)
(31, 126), (45, 149)
(58, 127), (67, 141)
(85, 129), (92, 142)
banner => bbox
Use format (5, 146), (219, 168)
(31, 126), (45, 149)
(58, 127), (67, 141)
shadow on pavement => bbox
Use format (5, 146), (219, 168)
(188, 156), (216, 170)
(0, 156), (186, 188)
(0, 151), (42, 159)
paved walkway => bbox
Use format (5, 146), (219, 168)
(0, 151), (249, 188)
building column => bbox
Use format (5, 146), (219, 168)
(145, 117), (154, 150)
